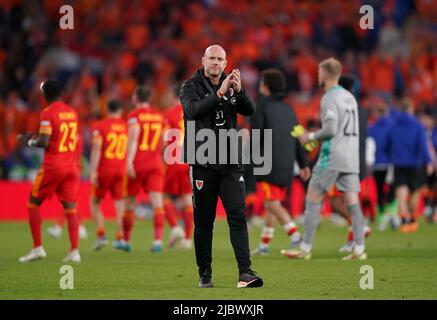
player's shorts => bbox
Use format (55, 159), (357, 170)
(126, 166), (164, 196)
(92, 170), (126, 200)
(309, 168), (361, 194)
(393, 166), (426, 192)
(31, 166), (79, 203)
(164, 163), (191, 196)
(259, 181), (286, 201)
(327, 185), (343, 197)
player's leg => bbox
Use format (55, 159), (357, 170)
(61, 201), (81, 262)
(165, 196), (185, 249)
(91, 195), (108, 251)
(109, 173), (125, 248)
(281, 169), (334, 259)
(330, 193), (355, 252)
(57, 168), (81, 262)
(121, 195), (135, 251)
(339, 173), (367, 260)
(149, 191), (165, 252)
(147, 167), (166, 252)
(252, 211), (275, 255)
(264, 200), (301, 246)
(113, 199), (124, 242)
(179, 193), (194, 250)
(164, 165), (186, 248)
(19, 195), (47, 263)
(19, 168), (56, 263)
(120, 173), (140, 251)
(408, 167), (426, 232)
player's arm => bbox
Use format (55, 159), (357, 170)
(90, 129), (102, 186)
(18, 133), (50, 148)
(309, 97), (338, 141)
(126, 119), (140, 178)
(18, 114), (51, 148)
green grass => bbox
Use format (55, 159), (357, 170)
(0, 219), (437, 299)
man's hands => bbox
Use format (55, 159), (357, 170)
(217, 69), (242, 97)
(230, 69), (241, 93)
(17, 133), (33, 146)
(299, 167), (311, 181)
(291, 125), (318, 152)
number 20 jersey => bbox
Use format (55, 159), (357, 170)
(38, 101), (79, 169)
(91, 117), (127, 173)
(127, 106), (165, 172)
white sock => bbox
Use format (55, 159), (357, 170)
(354, 245), (365, 255)
(300, 242), (312, 253)
(283, 222), (296, 233)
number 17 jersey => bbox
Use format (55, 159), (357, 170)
(127, 106), (165, 171)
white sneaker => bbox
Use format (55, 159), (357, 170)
(280, 249), (312, 260)
(79, 225), (88, 240)
(339, 241), (355, 253)
(342, 250), (367, 261)
(19, 246), (47, 263)
(47, 225), (62, 239)
(168, 226), (185, 248)
(180, 239), (192, 250)
(92, 237), (108, 251)
(251, 246), (269, 256)
(62, 249), (81, 263)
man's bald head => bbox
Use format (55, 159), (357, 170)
(202, 44), (227, 80)
(204, 45), (226, 59)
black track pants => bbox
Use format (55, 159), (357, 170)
(190, 165), (251, 276)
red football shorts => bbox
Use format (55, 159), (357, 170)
(126, 166), (164, 196)
(92, 170), (126, 200)
(327, 185), (344, 197)
(164, 164), (191, 196)
(260, 181), (286, 201)
(31, 166), (79, 203)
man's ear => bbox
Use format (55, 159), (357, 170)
(201, 56), (205, 67)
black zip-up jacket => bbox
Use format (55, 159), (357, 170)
(179, 68), (255, 168)
(251, 94), (309, 187)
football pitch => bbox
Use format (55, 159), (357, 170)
(1, 219), (437, 300)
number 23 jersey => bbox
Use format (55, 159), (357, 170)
(38, 101), (79, 169)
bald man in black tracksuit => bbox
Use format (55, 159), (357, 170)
(179, 45), (263, 288)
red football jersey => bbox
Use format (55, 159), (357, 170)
(127, 106), (165, 171)
(38, 101), (79, 168)
(92, 117), (127, 173)
(163, 103), (184, 162)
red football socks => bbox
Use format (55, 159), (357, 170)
(154, 208), (165, 241)
(65, 208), (79, 250)
(183, 206), (193, 240)
(27, 203), (42, 248)
(122, 210), (135, 242)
